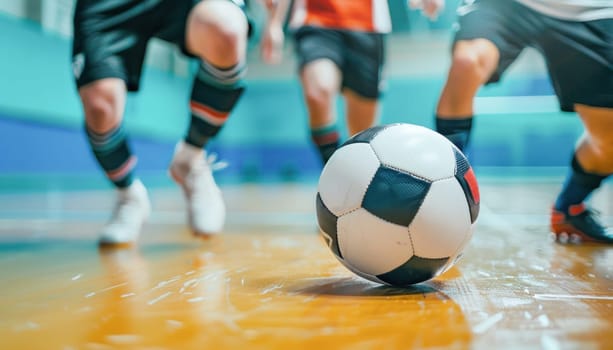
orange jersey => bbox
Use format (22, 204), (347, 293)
(289, 0), (392, 33)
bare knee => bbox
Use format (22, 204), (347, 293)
(448, 51), (482, 81)
(202, 16), (246, 56)
(449, 40), (499, 83)
(79, 80), (124, 132)
(301, 60), (341, 113)
(303, 79), (337, 111)
(187, 1), (248, 65)
(450, 51), (481, 80)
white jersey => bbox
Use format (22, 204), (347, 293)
(515, 0), (613, 21)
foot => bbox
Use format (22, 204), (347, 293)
(550, 203), (613, 244)
(99, 179), (151, 246)
(169, 141), (226, 236)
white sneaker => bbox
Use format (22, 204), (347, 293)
(169, 141), (226, 236)
(99, 179), (151, 245)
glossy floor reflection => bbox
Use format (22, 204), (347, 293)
(0, 179), (611, 349)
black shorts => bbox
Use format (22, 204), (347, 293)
(452, 0), (613, 112)
(293, 26), (386, 99)
(72, 0), (251, 92)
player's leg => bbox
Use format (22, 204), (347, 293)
(168, 0), (250, 236)
(551, 106), (613, 243)
(80, 80), (150, 245)
(435, 39), (498, 151)
(436, 39), (499, 118)
(435, 0), (526, 153)
(574, 107), (613, 175)
(301, 59), (343, 164)
(344, 91), (379, 137)
(72, 2), (153, 245)
(342, 31), (385, 137)
(293, 27), (344, 165)
(541, 16), (613, 243)
(79, 80), (136, 190)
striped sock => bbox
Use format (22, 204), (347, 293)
(86, 124), (136, 188)
(186, 61), (246, 148)
(311, 123), (340, 164)
(435, 116), (473, 152)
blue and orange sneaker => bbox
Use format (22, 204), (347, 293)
(550, 204), (613, 244)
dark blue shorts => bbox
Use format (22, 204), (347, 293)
(72, 0), (252, 92)
(452, 0), (613, 112)
(293, 26), (386, 99)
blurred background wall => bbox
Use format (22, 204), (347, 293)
(0, 0), (581, 188)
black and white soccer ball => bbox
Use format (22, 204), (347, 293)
(316, 123), (480, 286)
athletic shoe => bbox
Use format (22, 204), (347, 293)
(99, 179), (151, 245)
(550, 203), (613, 244)
(169, 141), (226, 236)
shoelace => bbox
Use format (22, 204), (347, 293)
(188, 153), (228, 174)
(186, 153), (227, 193)
(205, 153), (228, 172)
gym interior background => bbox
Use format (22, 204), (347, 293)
(0, 0), (574, 189)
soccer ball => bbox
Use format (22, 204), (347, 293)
(316, 123), (480, 286)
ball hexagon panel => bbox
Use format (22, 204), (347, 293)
(370, 124), (456, 181)
(377, 255), (450, 286)
(454, 148), (480, 223)
(315, 193), (342, 259)
(318, 143), (380, 217)
(408, 177), (472, 259)
(343, 124), (391, 145)
(337, 208), (414, 276)
(362, 166), (431, 227)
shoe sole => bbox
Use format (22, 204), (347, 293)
(97, 213), (149, 248)
(550, 223), (607, 244)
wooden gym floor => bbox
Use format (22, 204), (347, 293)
(0, 175), (611, 349)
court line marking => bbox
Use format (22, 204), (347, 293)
(534, 294), (613, 301)
(148, 291), (173, 305)
(0, 210), (317, 226)
(0, 209), (608, 228)
(84, 282), (128, 298)
(472, 312), (504, 334)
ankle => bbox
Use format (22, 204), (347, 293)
(175, 141), (204, 162)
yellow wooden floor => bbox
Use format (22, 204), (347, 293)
(0, 179), (611, 349)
